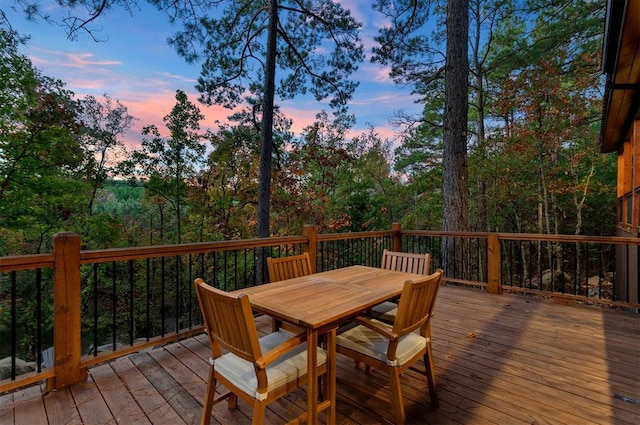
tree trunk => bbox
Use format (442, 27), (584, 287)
(442, 0), (469, 278)
(257, 0), (278, 239)
(255, 0), (279, 284)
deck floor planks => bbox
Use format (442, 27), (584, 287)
(11, 385), (47, 425)
(0, 392), (14, 424)
(109, 356), (186, 425)
(436, 350), (614, 425)
(430, 302), (637, 424)
(335, 361), (477, 425)
(435, 328), (638, 417)
(1, 285), (639, 425)
(148, 344), (256, 425)
(433, 323), (639, 400)
(42, 386), (83, 425)
(69, 375), (117, 425)
(90, 362), (151, 425)
(129, 351), (203, 425)
(433, 291), (639, 382)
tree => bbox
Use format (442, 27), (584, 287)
(281, 111), (354, 233)
(167, 0), (365, 238)
(78, 94), (136, 215)
(442, 0), (469, 276)
(494, 53), (603, 235)
(121, 90), (206, 244)
(373, 0), (468, 275)
(195, 119), (263, 241)
(0, 29), (88, 253)
(478, 0), (606, 235)
(344, 128), (404, 231)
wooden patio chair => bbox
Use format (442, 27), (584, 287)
(336, 270), (444, 424)
(194, 278), (329, 425)
(266, 252), (313, 332)
(380, 249), (431, 275)
(266, 252), (313, 282)
(371, 249), (432, 320)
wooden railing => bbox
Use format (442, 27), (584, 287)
(1, 224), (638, 394)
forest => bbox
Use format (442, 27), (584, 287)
(1, 0), (616, 257)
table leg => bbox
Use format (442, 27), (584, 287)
(307, 328), (318, 425)
(325, 327), (337, 425)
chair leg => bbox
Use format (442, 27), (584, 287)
(388, 366), (406, 425)
(252, 401), (267, 425)
(424, 348), (439, 408)
(227, 393), (238, 410)
(272, 318), (281, 332)
(200, 368), (216, 425)
(427, 339), (437, 386)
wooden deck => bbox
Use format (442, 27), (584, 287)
(0, 284), (638, 424)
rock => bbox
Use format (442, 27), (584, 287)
(540, 269), (571, 291)
(0, 356), (37, 380)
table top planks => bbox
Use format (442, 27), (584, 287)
(234, 265), (424, 328)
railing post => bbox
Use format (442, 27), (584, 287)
(50, 232), (87, 390)
(486, 233), (502, 294)
(303, 225), (318, 273)
(391, 222), (402, 252)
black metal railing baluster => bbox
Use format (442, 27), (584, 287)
(146, 258), (151, 341)
(175, 256), (180, 333)
(161, 256), (166, 336)
(585, 244), (590, 298)
(573, 243), (579, 295)
(188, 254), (193, 328)
(93, 264), (99, 355)
(222, 251), (228, 291)
(233, 250), (238, 291)
(129, 260), (134, 346)
(527, 241), (533, 289)
(598, 245), (604, 299)
(11, 271), (16, 380)
(112, 261), (117, 351)
(36, 269), (42, 372)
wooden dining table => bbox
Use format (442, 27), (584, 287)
(232, 265), (424, 425)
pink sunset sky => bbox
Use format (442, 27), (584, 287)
(5, 1), (423, 148)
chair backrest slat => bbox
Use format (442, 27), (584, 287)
(194, 278), (262, 363)
(392, 270), (443, 336)
(267, 253), (313, 282)
(381, 249), (431, 275)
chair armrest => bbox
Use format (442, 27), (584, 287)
(354, 316), (398, 341)
(256, 331), (307, 369)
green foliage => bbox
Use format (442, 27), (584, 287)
(78, 94), (135, 215)
(188, 120), (261, 241)
(120, 90), (207, 244)
(0, 29), (91, 253)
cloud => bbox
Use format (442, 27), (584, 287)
(30, 48), (121, 68)
(156, 71), (197, 84)
(357, 62), (395, 84)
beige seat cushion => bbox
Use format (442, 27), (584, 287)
(337, 319), (427, 366)
(214, 330), (327, 400)
(370, 302), (398, 323)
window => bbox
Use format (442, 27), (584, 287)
(618, 198), (624, 224)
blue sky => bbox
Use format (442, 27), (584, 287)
(5, 1), (423, 145)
